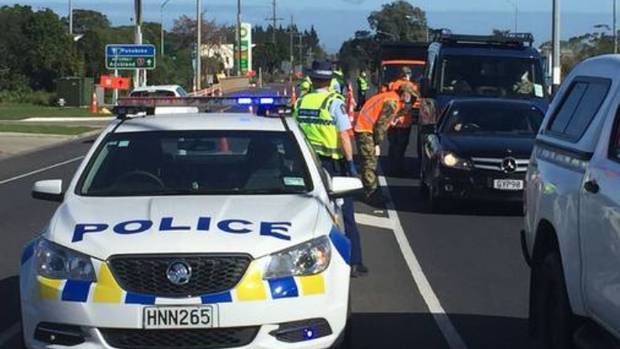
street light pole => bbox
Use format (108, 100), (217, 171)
(161, 0), (171, 57)
(68, 0), (73, 35)
(552, 0), (561, 93)
(134, 0), (145, 87)
(196, 0), (202, 91)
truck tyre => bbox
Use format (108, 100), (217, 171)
(531, 251), (575, 349)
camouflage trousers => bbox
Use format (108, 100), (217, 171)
(355, 132), (378, 195)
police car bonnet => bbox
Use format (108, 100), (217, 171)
(46, 195), (321, 260)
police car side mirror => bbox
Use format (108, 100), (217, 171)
(329, 177), (364, 199)
(32, 180), (64, 202)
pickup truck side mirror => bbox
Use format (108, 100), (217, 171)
(32, 180), (64, 202)
(329, 177), (364, 199)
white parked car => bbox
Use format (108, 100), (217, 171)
(523, 55), (620, 348)
(129, 85), (189, 98)
(20, 106), (359, 349)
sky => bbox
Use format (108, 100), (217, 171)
(2, 0), (620, 52)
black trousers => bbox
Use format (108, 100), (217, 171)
(387, 127), (412, 174)
(357, 90), (367, 111)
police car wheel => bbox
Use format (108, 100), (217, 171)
(532, 251), (576, 349)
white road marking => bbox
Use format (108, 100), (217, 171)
(0, 322), (20, 347)
(354, 213), (393, 229)
(0, 156), (85, 185)
(378, 175), (469, 349)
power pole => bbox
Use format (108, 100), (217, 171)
(289, 15), (295, 69)
(552, 0), (561, 94)
(266, 0), (283, 43)
(236, 0), (242, 76)
(196, 0), (202, 91)
(297, 33), (303, 67)
(68, 0), (73, 35)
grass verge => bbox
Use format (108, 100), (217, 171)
(0, 104), (100, 120)
(0, 124), (96, 135)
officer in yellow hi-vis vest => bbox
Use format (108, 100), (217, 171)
(293, 60), (368, 277)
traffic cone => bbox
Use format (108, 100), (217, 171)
(90, 92), (98, 114)
(345, 83), (357, 124)
(291, 86), (297, 105)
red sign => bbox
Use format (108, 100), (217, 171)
(99, 75), (131, 90)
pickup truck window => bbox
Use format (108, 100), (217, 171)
(548, 78), (610, 142)
(439, 55), (544, 99)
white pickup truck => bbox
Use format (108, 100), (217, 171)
(523, 55), (620, 348)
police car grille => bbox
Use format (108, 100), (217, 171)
(108, 255), (251, 298)
(100, 327), (259, 349)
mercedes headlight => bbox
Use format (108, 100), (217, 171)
(35, 239), (96, 282)
(263, 236), (331, 280)
(440, 151), (472, 170)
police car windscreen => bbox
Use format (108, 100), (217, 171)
(441, 103), (543, 135)
(77, 131), (313, 196)
(440, 55), (545, 99)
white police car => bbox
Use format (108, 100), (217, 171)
(20, 102), (361, 349)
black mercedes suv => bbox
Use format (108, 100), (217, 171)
(419, 98), (544, 211)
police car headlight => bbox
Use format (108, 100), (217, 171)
(263, 236), (331, 280)
(35, 239), (96, 282)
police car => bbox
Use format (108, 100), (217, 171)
(20, 97), (361, 349)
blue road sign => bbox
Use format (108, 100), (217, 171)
(106, 44), (156, 57)
(105, 44), (157, 70)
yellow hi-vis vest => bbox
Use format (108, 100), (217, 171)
(293, 91), (344, 160)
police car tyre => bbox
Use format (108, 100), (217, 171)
(531, 251), (576, 349)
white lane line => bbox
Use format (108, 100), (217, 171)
(0, 156), (84, 185)
(0, 322), (20, 347)
(378, 175), (469, 349)
(354, 213), (393, 229)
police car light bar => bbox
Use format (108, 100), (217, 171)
(113, 96), (291, 119)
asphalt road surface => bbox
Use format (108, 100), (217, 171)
(0, 117), (535, 348)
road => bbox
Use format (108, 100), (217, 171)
(0, 117), (535, 348)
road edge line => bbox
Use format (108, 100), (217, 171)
(0, 156), (85, 185)
(378, 175), (469, 349)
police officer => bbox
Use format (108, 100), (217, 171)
(330, 67), (346, 95)
(355, 84), (416, 202)
(356, 71), (369, 110)
(294, 60), (368, 277)
(299, 76), (312, 97)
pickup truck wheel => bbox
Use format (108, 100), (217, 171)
(532, 251), (575, 349)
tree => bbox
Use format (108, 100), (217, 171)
(338, 31), (380, 75)
(0, 5), (81, 91)
(368, 0), (428, 42)
(64, 9), (111, 34)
